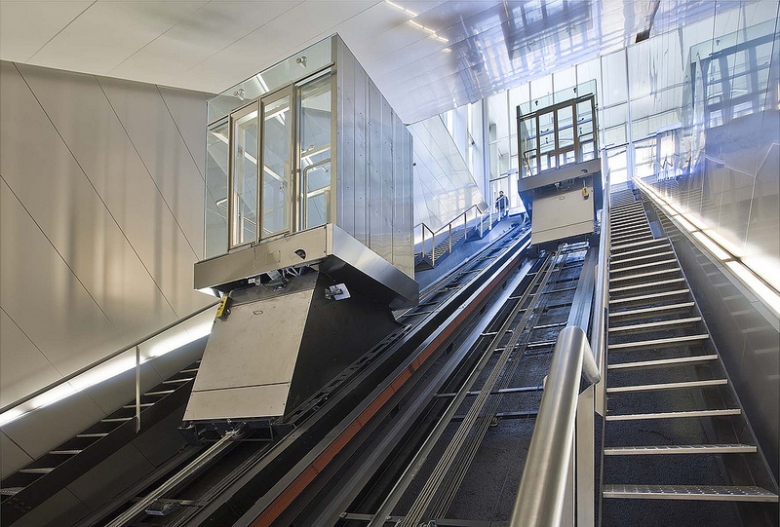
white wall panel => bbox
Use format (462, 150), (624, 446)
(1, 390), (106, 460)
(1, 64), (178, 345)
(158, 86), (209, 180)
(0, 310), (61, 408)
(98, 77), (206, 258)
(0, 61), (211, 434)
(0, 178), (122, 377)
(0, 432), (32, 480)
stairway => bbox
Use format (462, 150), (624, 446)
(415, 221), (477, 271)
(0, 359), (202, 525)
(601, 190), (778, 527)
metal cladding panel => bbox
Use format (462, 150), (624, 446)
(379, 97), (394, 264)
(531, 186), (595, 244)
(332, 36), (414, 278)
(336, 39), (356, 238)
(393, 117), (414, 278)
(368, 81), (383, 256)
(183, 277), (317, 421)
(353, 64), (369, 246)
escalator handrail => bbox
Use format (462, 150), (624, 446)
(0, 301), (220, 415)
(509, 325), (600, 527)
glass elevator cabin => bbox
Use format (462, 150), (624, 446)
(186, 36), (418, 437)
(517, 82), (604, 246)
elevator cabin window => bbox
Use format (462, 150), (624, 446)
(227, 72), (333, 249)
(299, 74), (332, 231)
(231, 103), (259, 246)
(261, 90), (293, 239)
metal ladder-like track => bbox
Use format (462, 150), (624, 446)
(601, 190), (778, 526)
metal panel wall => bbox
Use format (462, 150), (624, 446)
(0, 60), (213, 468)
(335, 37), (414, 277)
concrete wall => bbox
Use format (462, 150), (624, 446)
(0, 62), (212, 417)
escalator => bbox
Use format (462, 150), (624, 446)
(601, 190), (779, 526)
(1, 359), (206, 527)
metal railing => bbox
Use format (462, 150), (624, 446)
(0, 301), (220, 429)
(510, 178), (610, 527)
(510, 326), (601, 527)
(415, 205), (485, 267)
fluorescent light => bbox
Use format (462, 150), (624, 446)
(0, 409), (24, 427)
(408, 20), (423, 29)
(676, 216), (696, 232)
(30, 383), (77, 411)
(703, 229), (743, 257)
(69, 356), (136, 392)
(0, 309), (217, 427)
(149, 321), (213, 358)
(693, 232), (730, 260)
(726, 261), (780, 315)
(385, 0), (417, 16)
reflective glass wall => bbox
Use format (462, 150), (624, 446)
(436, 0), (779, 291)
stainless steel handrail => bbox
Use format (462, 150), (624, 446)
(0, 301), (220, 415)
(415, 205), (485, 265)
(509, 326), (600, 527)
(591, 175), (610, 415)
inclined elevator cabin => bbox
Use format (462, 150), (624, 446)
(185, 36), (418, 438)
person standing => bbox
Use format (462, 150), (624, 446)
(495, 191), (510, 220)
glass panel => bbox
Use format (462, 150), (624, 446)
(231, 105), (258, 246)
(261, 94), (293, 238)
(209, 37), (333, 125)
(601, 50), (627, 105)
(303, 162), (331, 230)
(299, 73), (332, 230)
(205, 120), (229, 258)
(557, 106), (574, 151)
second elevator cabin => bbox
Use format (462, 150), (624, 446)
(516, 84), (604, 247)
(185, 35), (418, 438)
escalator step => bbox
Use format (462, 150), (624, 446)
(604, 444), (756, 455)
(18, 468), (55, 474)
(608, 334), (709, 351)
(609, 250), (674, 267)
(603, 484), (778, 502)
(0, 487), (23, 496)
(145, 390), (175, 397)
(609, 302), (695, 320)
(608, 354), (719, 371)
(610, 259), (678, 274)
(612, 238), (669, 252)
(610, 268), (681, 283)
(606, 408), (741, 421)
(607, 379), (728, 393)
(609, 317), (701, 334)
(49, 450), (83, 455)
(610, 278), (686, 294)
(609, 289), (690, 307)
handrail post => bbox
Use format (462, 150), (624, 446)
(135, 345), (141, 433)
(510, 326), (600, 527)
(421, 224), (425, 259)
(576, 384), (596, 527)
(448, 223), (453, 254)
(431, 231), (436, 267)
